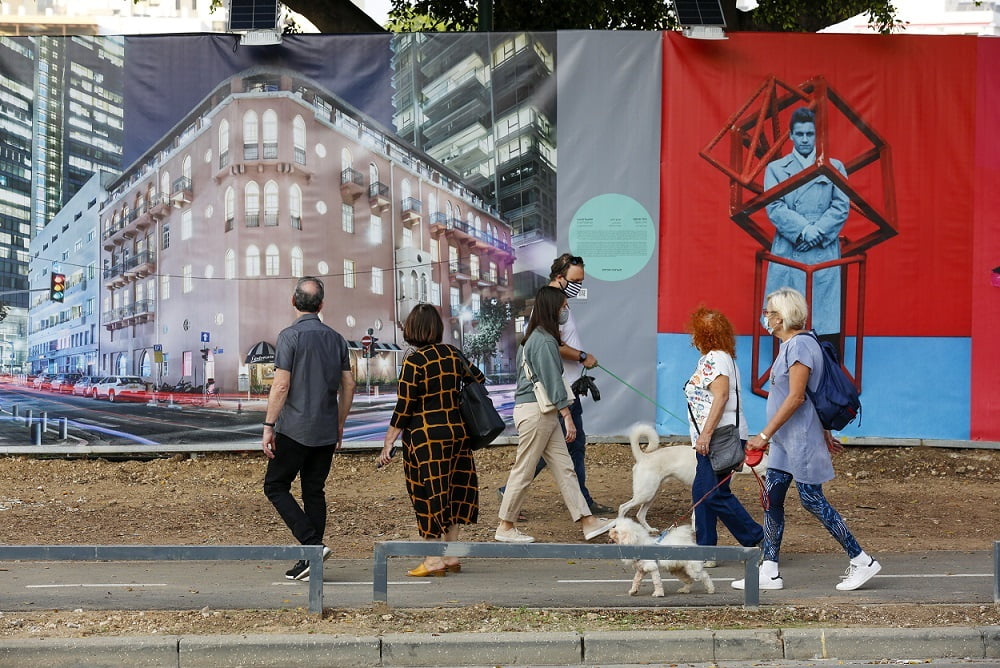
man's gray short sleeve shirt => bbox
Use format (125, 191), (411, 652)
(273, 313), (350, 447)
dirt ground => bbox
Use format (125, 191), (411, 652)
(1, 442), (998, 638)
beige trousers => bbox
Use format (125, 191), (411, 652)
(499, 402), (591, 523)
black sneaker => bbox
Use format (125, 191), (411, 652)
(285, 546), (332, 581)
(285, 560), (309, 580)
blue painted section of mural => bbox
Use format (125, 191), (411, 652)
(657, 334), (970, 440)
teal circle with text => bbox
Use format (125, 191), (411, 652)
(568, 194), (654, 281)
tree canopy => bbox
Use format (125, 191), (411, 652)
(383, 0), (905, 33)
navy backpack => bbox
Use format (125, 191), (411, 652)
(799, 330), (861, 431)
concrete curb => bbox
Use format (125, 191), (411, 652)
(0, 626), (997, 667)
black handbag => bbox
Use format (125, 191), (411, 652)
(456, 350), (505, 450)
(687, 369), (745, 476)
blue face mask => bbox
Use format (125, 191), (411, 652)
(559, 307), (570, 325)
(563, 280), (583, 299)
(761, 314), (775, 335)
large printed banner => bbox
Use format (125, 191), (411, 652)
(4, 30), (998, 446)
(659, 31), (998, 441)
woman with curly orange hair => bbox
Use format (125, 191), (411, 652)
(683, 307), (763, 551)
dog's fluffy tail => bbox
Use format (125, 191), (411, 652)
(628, 422), (661, 461)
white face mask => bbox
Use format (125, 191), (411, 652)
(558, 307), (570, 325)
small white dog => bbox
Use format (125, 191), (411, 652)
(618, 423), (767, 533)
(617, 423), (697, 532)
(609, 517), (715, 597)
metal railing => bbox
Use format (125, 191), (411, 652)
(0, 544), (326, 614)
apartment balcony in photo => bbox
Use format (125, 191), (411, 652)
(430, 213), (514, 259)
(102, 306), (127, 330)
(447, 259), (473, 282)
(103, 264), (127, 288)
(369, 181), (390, 214)
(401, 197), (422, 226)
(340, 168), (365, 201)
(148, 194), (172, 219)
(171, 176), (193, 206)
(124, 250), (157, 280)
(130, 299), (156, 324)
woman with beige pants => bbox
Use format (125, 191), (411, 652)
(495, 285), (613, 544)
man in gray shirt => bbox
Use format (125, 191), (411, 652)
(261, 276), (356, 581)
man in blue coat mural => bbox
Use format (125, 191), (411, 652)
(764, 107), (849, 350)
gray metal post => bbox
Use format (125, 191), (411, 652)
(60, 417), (68, 440)
(41, 411), (48, 432)
(30, 421), (41, 445)
(25, 408), (32, 427)
(993, 540), (999, 604)
(11, 404), (17, 417)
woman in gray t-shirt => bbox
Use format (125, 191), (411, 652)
(732, 287), (881, 594)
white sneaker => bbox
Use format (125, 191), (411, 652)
(495, 526), (535, 543)
(731, 560), (783, 590)
(836, 557), (881, 591)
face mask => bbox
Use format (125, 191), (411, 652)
(559, 307), (570, 325)
(761, 314), (775, 335)
(563, 280), (583, 299)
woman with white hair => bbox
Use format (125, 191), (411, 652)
(734, 287), (881, 592)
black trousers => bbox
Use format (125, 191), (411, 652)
(263, 433), (336, 546)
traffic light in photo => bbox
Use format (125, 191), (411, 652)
(50, 273), (66, 302)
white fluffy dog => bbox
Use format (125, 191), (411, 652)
(617, 423), (697, 532)
(618, 423), (767, 533)
(609, 517), (715, 597)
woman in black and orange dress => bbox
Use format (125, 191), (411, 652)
(378, 304), (485, 577)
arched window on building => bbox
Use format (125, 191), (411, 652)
(409, 270), (418, 300)
(264, 180), (279, 226)
(262, 109), (278, 159)
(218, 118), (230, 168)
(293, 115), (306, 165)
(290, 246), (303, 278)
(182, 154), (192, 181)
(225, 249), (236, 280)
(160, 171), (170, 200)
(245, 182), (260, 227)
(265, 244), (280, 276)
(289, 184), (302, 230)
(243, 110), (258, 160)
(140, 350), (151, 377)
(245, 245), (261, 277)
(420, 273), (428, 302)
(116, 353), (128, 375)
(224, 187), (235, 232)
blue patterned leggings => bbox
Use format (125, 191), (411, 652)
(762, 469), (861, 562)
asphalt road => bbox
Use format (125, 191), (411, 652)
(0, 384), (519, 447)
(0, 550), (993, 612)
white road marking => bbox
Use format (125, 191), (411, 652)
(272, 581), (430, 586)
(27, 583), (167, 588)
(559, 573), (992, 584)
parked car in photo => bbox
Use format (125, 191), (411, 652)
(72, 375), (99, 397)
(49, 373), (83, 393)
(32, 373), (53, 391)
(91, 376), (147, 402)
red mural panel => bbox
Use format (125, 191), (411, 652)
(660, 32), (977, 337)
(970, 38), (1000, 440)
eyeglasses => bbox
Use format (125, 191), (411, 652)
(761, 309), (776, 317)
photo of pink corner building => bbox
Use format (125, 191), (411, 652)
(99, 66), (515, 394)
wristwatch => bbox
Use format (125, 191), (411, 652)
(578, 351), (588, 363)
